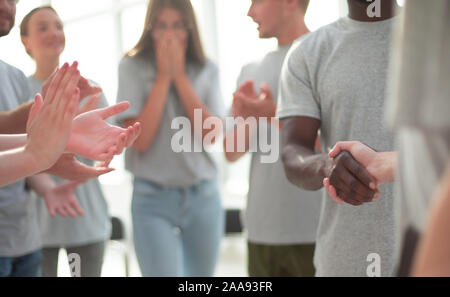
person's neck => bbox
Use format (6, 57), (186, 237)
(34, 57), (59, 82)
(348, 0), (399, 22)
(277, 16), (309, 46)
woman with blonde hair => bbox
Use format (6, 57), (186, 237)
(116, 0), (225, 276)
(20, 6), (116, 277)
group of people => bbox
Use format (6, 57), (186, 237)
(0, 0), (449, 277)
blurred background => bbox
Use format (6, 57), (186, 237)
(0, 0), (402, 276)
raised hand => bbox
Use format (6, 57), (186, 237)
(42, 69), (102, 102)
(65, 101), (141, 161)
(26, 62), (81, 170)
(323, 150), (378, 206)
(171, 36), (186, 80)
(45, 153), (114, 181)
(155, 35), (173, 79)
(43, 180), (84, 218)
(232, 81), (276, 120)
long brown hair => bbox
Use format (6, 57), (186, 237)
(126, 0), (205, 65)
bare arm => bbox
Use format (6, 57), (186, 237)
(412, 163), (450, 276)
(0, 101), (33, 134)
(0, 134), (27, 151)
(281, 116), (377, 205)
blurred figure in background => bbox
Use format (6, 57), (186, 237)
(116, 0), (225, 277)
(223, 0), (321, 277)
(20, 6), (112, 277)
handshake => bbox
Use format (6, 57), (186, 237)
(323, 141), (397, 206)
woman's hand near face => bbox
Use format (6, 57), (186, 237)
(155, 35), (172, 80)
(170, 36), (186, 81)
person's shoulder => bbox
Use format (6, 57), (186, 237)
(0, 60), (27, 81)
(119, 54), (153, 71)
(292, 19), (344, 53)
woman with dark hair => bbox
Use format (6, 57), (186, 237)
(116, 0), (225, 277)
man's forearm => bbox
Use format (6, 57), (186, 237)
(0, 101), (33, 134)
(0, 134), (27, 151)
(0, 147), (41, 187)
(281, 143), (330, 190)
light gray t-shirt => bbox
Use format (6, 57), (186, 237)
(28, 76), (111, 247)
(0, 60), (41, 257)
(116, 56), (225, 187)
(236, 42), (321, 244)
(386, 0), (450, 233)
(277, 17), (398, 276)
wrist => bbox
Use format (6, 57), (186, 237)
(156, 73), (172, 84)
(378, 151), (397, 184)
(173, 72), (188, 85)
(23, 145), (47, 173)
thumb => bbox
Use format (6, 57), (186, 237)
(98, 101), (130, 120)
(27, 94), (43, 132)
(260, 83), (274, 101)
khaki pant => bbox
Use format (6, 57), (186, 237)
(248, 242), (315, 277)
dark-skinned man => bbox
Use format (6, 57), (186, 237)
(277, 0), (400, 276)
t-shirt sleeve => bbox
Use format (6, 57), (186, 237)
(115, 57), (148, 124)
(203, 61), (225, 119)
(276, 44), (321, 121)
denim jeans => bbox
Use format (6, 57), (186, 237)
(132, 178), (224, 277)
(0, 249), (42, 277)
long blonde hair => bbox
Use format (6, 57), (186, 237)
(126, 0), (205, 65)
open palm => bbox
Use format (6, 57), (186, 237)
(66, 101), (133, 161)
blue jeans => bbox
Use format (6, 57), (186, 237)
(132, 178), (224, 277)
(0, 250), (42, 277)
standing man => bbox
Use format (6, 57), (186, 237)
(278, 0), (400, 276)
(224, 0), (321, 277)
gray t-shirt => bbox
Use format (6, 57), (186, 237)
(0, 60), (41, 257)
(277, 17), (398, 276)
(116, 56), (225, 187)
(28, 76), (111, 247)
(236, 42), (321, 244)
(386, 0), (450, 233)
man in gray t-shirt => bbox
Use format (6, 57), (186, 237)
(224, 0), (321, 277)
(0, 0), (42, 277)
(277, 0), (400, 276)
(0, 59), (42, 276)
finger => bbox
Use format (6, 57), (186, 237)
(127, 122), (141, 147)
(29, 93), (43, 121)
(328, 141), (359, 158)
(324, 178), (345, 205)
(334, 165), (375, 202)
(342, 154), (377, 190)
(64, 87), (80, 121)
(65, 205), (78, 218)
(260, 83), (274, 101)
(57, 206), (69, 217)
(70, 199), (84, 217)
(47, 204), (56, 217)
(336, 189), (363, 206)
(54, 63), (81, 112)
(98, 101), (130, 120)
(45, 63), (69, 105)
(238, 80), (256, 97)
